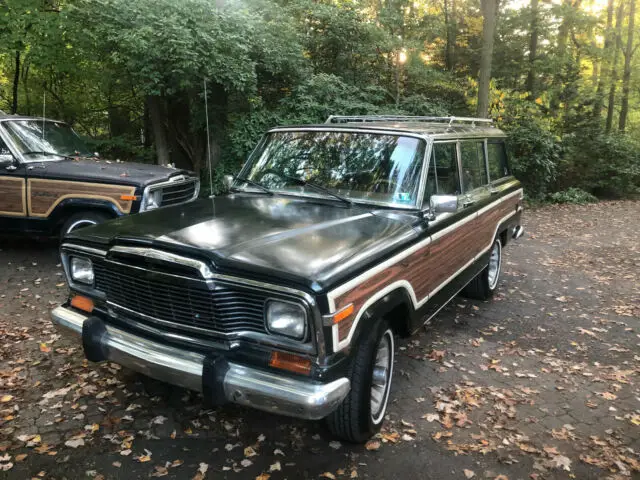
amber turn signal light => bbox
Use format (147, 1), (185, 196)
(119, 194), (138, 201)
(71, 295), (94, 313)
(269, 351), (312, 375)
(332, 303), (354, 324)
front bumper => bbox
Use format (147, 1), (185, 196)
(52, 306), (349, 420)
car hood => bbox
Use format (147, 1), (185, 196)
(67, 194), (421, 291)
(25, 158), (192, 187)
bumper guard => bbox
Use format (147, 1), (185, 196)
(52, 306), (349, 420)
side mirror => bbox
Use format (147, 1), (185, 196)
(429, 194), (458, 214)
(223, 174), (234, 189)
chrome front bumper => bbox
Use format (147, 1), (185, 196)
(52, 306), (350, 420)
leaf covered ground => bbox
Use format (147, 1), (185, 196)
(0, 201), (638, 479)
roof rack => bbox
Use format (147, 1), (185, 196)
(325, 115), (493, 127)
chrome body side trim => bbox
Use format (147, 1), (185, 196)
(51, 306), (348, 420)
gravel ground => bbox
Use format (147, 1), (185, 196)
(0, 200), (638, 480)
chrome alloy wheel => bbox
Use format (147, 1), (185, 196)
(487, 240), (502, 290)
(370, 329), (394, 424)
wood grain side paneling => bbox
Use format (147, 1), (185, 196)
(0, 177), (26, 216)
(28, 179), (136, 218)
(330, 190), (522, 346)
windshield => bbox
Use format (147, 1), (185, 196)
(2, 120), (93, 161)
(238, 130), (426, 208)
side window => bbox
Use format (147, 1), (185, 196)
(459, 141), (488, 192)
(427, 143), (460, 198)
(487, 141), (510, 181)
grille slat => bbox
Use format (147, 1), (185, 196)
(158, 179), (197, 207)
(93, 260), (267, 336)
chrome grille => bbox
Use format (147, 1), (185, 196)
(159, 178), (198, 207)
(93, 260), (268, 336)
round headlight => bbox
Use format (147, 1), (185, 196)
(266, 301), (307, 340)
(70, 256), (94, 285)
(142, 189), (162, 211)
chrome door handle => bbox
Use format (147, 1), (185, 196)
(490, 188), (500, 195)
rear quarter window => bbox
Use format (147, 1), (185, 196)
(487, 141), (510, 181)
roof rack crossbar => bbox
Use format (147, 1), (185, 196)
(325, 115), (493, 126)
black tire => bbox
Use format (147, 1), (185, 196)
(60, 211), (110, 241)
(462, 238), (502, 300)
(326, 317), (394, 443)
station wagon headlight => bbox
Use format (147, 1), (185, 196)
(266, 301), (307, 340)
(141, 189), (162, 211)
(70, 257), (94, 285)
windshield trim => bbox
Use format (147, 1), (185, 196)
(236, 129), (431, 209)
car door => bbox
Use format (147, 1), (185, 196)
(413, 140), (479, 320)
(0, 131), (27, 227)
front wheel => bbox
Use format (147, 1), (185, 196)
(462, 238), (502, 300)
(326, 318), (394, 443)
(60, 211), (110, 241)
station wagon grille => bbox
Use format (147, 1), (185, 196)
(159, 178), (198, 207)
(93, 261), (268, 336)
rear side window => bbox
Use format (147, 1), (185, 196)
(459, 141), (488, 192)
(426, 143), (460, 199)
(487, 141), (510, 181)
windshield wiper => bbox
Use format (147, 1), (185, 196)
(21, 151), (75, 160)
(233, 176), (274, 195)
(279, 174), (352, 207)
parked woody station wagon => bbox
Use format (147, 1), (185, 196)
(52, 116), (524, 442)
(0, 112), (199, 238)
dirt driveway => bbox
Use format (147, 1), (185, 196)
(1, 201), (638, 480)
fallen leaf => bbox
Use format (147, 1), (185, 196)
(244, 446), (258, 457)
(256, 474), (270, 480)
(320, 473), (336, 480)
(550, 455), (572, 471)
(269, 461), (281, 472)
(463, 469), (475, 479)
(15, 454), (27, 462)
(64, 438), (85, 448)
(365, 440), (381, 451)
(39, 343), (51, 353)
(0, 395), (13, 403)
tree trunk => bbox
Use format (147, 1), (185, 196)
(593, 0), (613, 118)
(618, 0), (636, 131)
(147, 95), (171, 166)
(606, 0), (625, 132)
(444, 0), (457, 71)
(477, 0), (499, 118)
(525, 0), (539, 97)
(11, 51), (20, 114)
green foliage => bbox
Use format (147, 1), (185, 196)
(498, 97), (562, 199)
(0, 0), (638, 201)
(548, 188), (598, 204)
(560, 132), (640, 198)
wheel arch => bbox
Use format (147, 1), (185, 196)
(49, 199), (122, 232)
(338, 283), (416, 353)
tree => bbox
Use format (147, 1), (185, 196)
(477, 0), (500, 117)
(606, 0), (625, 132)
(525, 0), (539, 97)
(593, 0), (615, 119)
(618, 0), (637, 131)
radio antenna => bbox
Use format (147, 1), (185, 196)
(42, 91), (46, 141)
(203, 78), (213, 197)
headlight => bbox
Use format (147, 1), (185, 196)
(70, 257), (94, 285)
(266, 300), (307, 340)
(141, 189), (162, 211)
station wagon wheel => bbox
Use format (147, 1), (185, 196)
(462, 238), (502, 300)
(326, 317), (395, 443)
(60, 211), (110, 241)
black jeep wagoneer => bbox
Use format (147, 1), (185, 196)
(52, 116), (523, 442)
